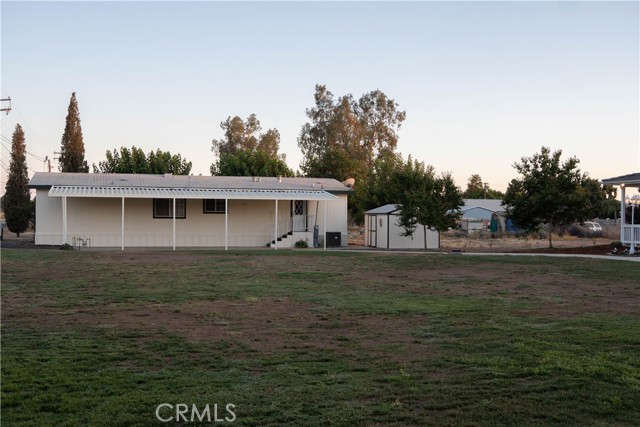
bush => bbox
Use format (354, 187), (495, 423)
(294, 239), (309, 248)
(60, 243), (74, 250)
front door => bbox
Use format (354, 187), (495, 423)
(292, 200), (307, 232)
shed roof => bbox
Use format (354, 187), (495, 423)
(364, 204), (401, 215)
(29, 172), (353, 194)
(601, 172), (640, 186)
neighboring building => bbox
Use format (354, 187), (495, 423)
(28, 173), (353, 249)
(459, 199), (506, 232)
(364, 204), (439, 250)
(602, 172), (640, 249)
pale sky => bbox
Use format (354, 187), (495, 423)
(1, 1), (638, 195)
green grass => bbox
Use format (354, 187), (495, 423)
(2, 249), (639, 426)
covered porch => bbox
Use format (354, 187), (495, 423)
(602, 172), (640, 249)
(46, 185), (337, 250)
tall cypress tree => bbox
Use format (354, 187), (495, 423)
(3, 124), (31, 236)
(59, 92), (89, 172)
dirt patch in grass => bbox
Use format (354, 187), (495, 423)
(2, 294), (433, 361)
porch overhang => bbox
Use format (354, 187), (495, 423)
(47, 185), (338, 201)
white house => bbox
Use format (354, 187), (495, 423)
(364, 204), (440, 250)
(28, 173), (353, 250)
(459, 199), (506, 232)
(602, 172), (640, 250)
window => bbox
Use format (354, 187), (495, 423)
(203, 199), (226, 214)
(153, 199), (186, 219)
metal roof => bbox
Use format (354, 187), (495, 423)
(48, 185), (337, 201)
(461, 199), (505, 212)
(29, 172), (353, 194)
(602, 172), (640, 186)
(364, 204), (401, 215)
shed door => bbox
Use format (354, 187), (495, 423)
(368, 215), (377, 247)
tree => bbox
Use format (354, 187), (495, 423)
(93, 146), (192, 175)
(212, 114), (282, 159)
(359, 151), (404, 213)
(298, 84), (406, 220)
(213, 150), (294, 177)
(210, 114), (289, 176)
(59, 92), (89, 172)
(3, 124), (31, 236)
(462, 174), (504, 199)
(503, 147), (595, 248)
(390, 157), (463, 249)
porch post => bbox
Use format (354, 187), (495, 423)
(620, 185), (626, 243)
(121, 197), (125, 251)
(323, 199), (327, 250)
(274, 199), (278, 250)
(224, 199), (228, 251)
(172, 198), (176, 251)
(62, 196), (67, 245)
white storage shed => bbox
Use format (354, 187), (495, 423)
(364, 204), (439, 250)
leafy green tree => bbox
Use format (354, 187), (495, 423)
(462, 174), (504, 199)
(580, 179), (619, 219)
(3, 124), (31, 236)
(503, 147), (595, 248)
(390, 157), (463, 248)
(298, 84), (406, 220)
(212, 114), (282, 158)
(210, 114), (289, 176)
(93, 146), (192, 175)
(359, 151), (404, 214)
(212, 150), (294, 177)
(59, 92), (89, 172)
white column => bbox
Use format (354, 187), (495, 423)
(620, 185), (626, 243)
(172, 198), (176, 251)
(323, 199), (327, 250)
(62, 196), (67, 245)
(121, 197), (125, 251)
(274, 199), (278, 250)
(224, 199), (228, 251)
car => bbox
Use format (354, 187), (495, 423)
(583, 221), (603, 233)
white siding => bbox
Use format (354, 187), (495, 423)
(34, 192), (349, 248)
(364, 211), (439, 249)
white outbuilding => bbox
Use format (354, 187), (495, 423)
(364, 204), (439, 250)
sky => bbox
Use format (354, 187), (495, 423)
(1, 1), (639, 196)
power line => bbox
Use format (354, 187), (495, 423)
(8, 98), (54, 154)
(0, 138), (46, 162)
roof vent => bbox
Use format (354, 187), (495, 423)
(164, 173), (172, 178)
(277, 176), (282, 183)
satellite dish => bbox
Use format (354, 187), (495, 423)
(343, 177), (355, 188)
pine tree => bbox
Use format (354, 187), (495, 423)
(59, 92), (89, 172)
(3, 124), (31, 236)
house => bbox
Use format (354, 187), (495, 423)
(28, 173), (353, 250)
(364, 204), (439, 250)
(459, 199), (506, 232)
(602, 172), (640, 251)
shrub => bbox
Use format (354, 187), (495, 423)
(294, 239), (309, 248)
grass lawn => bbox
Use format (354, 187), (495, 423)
(1, 249), (639, 426)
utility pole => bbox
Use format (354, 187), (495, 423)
(44, 156), (52, 172)
(0, 97), (11, 115)
(54, 151), (64, 170)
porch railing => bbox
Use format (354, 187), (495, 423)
(622, 225), (640, 245)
